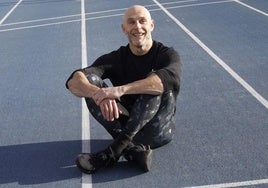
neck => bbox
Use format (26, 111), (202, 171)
(129, 40), (153, 56)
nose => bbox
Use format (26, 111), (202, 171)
(134, 21), (141, 29)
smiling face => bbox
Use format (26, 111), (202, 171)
(121, 5), (154, 55)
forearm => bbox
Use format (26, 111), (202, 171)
(67, 71), (99, 98)
(120, 73), (164, 95)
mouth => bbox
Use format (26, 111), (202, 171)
(132, 32), (145, 38)
(128, 30), (148, 47)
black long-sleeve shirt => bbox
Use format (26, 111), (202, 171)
(68, 40), (182, 109)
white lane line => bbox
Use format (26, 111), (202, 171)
(153, 0), (268, 109)
(0, 13), (81, 27)
(0, 0), (235, 33)
(0, 0), (23, 25)
(0, 0), (197, 28)
(234, 0), (268, 16)
(0, 18), (81, 32)
(81, 0), (92, 187)
(162, 0), (233, 11)
(0, 0), (235, 32)
(1, 0), (265, 30)
(183, 178), (268, 188)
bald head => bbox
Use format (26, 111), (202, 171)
(123, 5), (152, 24)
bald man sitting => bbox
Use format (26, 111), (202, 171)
(66, 5), (182, 174)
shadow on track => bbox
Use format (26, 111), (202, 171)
(0, 139), (144, 185)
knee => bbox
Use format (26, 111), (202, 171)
(66, 71), (105, 90)
(86, 73), (106, 88)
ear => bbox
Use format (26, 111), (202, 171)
(150, 19), (155, 32)
(121, 24), (127, 34)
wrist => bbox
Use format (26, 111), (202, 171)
(87, 86), (100, 98)
(119, 85), (129, 96)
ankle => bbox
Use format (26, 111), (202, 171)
(110, 134), (132, 157)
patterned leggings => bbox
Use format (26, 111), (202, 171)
(85, 74), (177, 149)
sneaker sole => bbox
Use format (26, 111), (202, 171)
(76, 154), (97, 174)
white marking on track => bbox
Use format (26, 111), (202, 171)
(0, 19), (81, 32)
(153, 0), (268, 109)
(234, 0), (268, 16)
(183, 178), (268, 188)
(0, 0), (23, 25)
(81, 0), (92, 187)
(0, 0), (237, 33)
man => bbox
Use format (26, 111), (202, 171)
(66, 5), (182, 174)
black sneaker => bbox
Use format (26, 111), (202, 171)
(123, 144), (152, 172)
(76, 147), (119, 174)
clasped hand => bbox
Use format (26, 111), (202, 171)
(92, 87), (123, 121)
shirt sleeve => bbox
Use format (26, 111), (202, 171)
(65, 68), (83, 89)
(65, 56), (107, 89)
(65, 46), (124, 90)
(154, 47), (182, 94)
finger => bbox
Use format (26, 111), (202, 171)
(107, 100), (114, 121)
(100, 103), (105, 119)
(112, 100), (119, 119)
(100, 103), (109, 120)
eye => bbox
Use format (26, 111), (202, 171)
(140, 19), (147, 24)
(127, 19), (135, 25)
